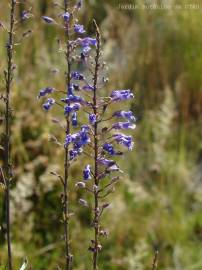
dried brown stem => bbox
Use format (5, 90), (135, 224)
(3, 1), (16, 270)
(152, 250), (158, 270)
(63, 1), (72, 269)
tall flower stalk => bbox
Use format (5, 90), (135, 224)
(38, 1), (96, 268)
(39, 3), (135, 268)
(91, 20), (101, 270)
(3, 1), (16, 269)
(75, 21), (135, 270)
(2, 2), (32, 268)
(63, 1), (72, 269)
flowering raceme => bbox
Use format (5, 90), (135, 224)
(69, 20), (135, 269)
(38, 1), (135, 269)
(37, 1), (99, 268)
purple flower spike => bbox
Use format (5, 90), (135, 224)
(112, 122), (136, 130)
(110, 90), (134, 102)
(42, 16), (54, 24)
(38, 87), (55, 98)
(38, 1), (136, 256)
(42, 98), (55, 111)
(74, 24), (85, 34)
(83, 165), (91, 180)
(62, 12), (70, 22)
(71, 71), (85, 81)
(72, 112), (78, 127)
(89, 114), (96, 125)
(113, 111), (136, 122)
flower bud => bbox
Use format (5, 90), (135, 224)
(75, 182), (86, 189)
(79, 198), (88, 207)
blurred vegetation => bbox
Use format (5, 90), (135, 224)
(0, 0), (202, 269)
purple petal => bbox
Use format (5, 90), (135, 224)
(112, 122), (136, 130)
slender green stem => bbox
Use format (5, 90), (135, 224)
(92, 19), (101, 270)
(4, 1), (16, 270)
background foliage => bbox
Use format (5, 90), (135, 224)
(0, 0), (202, 269)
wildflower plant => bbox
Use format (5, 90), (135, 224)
(74, 21), (135, 269)
(38, 1), (135, 269)
(38, 0), (97, 269)
(0, 1), (32, 269)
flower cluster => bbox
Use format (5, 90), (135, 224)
(38, 1), (97, 160)
(70, 20), (136, 266)
(38, 1), (99, 267)
(64, 125), (90, 160)
(38, 2), (136, 269)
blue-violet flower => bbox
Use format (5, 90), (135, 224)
(83, 165), (91, 180)
(43, 98), (55, 111)
(62, 12), (70, 22)
(38, 87), (55, 98)
(110, 90), (134, 102)
(74, 24), (85, 34)
(112, 122), (136, 130)
(89, 114), (96, 125)
(113, 110), (136, 122)
(103, 143), (116, 155)
(71, 71), (85, 80)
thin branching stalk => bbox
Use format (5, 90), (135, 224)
(39, 2), (90, 268)
(4, 0), (16, 270)
(92, 19), (101, 270)
(152, 250), (158, 270)
(4, 1), (16, 270)
(63, 1), (72, 269)
(64, 0), (68, 13)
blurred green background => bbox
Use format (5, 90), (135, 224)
(1, 0), (202, 269)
